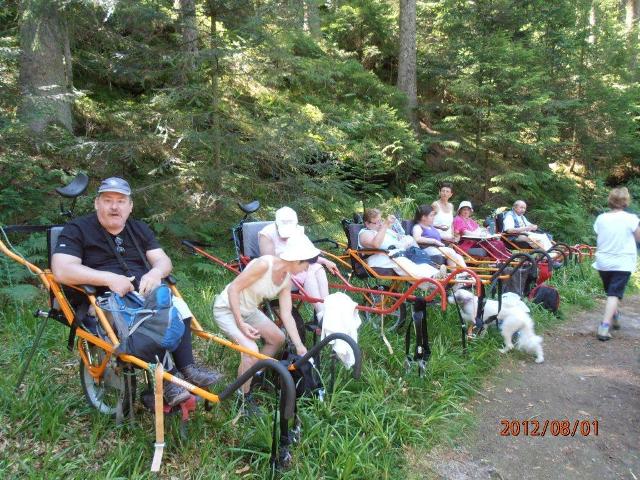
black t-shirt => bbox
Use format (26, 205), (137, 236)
(54, 213), (161, 283)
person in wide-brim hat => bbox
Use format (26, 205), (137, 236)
(213, 234), (319, 400)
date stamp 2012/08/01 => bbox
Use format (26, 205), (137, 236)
(499, 419), (599, 437)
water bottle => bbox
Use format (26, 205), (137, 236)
(391, 214), (405, 236)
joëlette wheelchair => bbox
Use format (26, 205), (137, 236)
(0, 175), (333, 472)
(182, 202), (457, 376)
(492, 210), (595, 266)
(338, 218), (547, 356)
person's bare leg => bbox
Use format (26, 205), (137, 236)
(303, 263), (328, 319)
(233, 336), (259, 394)
(602, 296), (618, 326)
(256, 318), (286, 358)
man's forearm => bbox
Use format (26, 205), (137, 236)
(53, 262), (116, 287)
(147, 257), (172, 279)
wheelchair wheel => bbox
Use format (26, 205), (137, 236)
(79, 347), (136, 417)
(364, 287), (408, 332)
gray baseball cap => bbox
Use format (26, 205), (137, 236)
(97, 177), (132, 196)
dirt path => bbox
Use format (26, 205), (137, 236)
(418, 296), (640, 480)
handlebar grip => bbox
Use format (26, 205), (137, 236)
(293, 333), (362, 379)
(217, 359), (296, 418)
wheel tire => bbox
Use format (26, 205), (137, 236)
(364, 287), (408, 332)
(79, 347), (136, 417)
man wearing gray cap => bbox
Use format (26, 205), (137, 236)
(52, 177), (221, 406)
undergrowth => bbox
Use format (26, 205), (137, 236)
(0, 231), (616, 480)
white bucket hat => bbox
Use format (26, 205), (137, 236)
(275, 206), (301, 239)
(457, 201), (473, 213)
(279, 234), (320, 262)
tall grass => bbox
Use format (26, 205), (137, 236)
(0, 250), (615, 478)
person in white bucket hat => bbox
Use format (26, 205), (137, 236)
(259, 206), (339, 321)
(213, 234), (320, 401)
(452, 200), (511, 260)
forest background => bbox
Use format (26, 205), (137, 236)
(2, 0), (639, 243)
(1, 1), (639, 478)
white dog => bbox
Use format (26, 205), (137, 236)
(450, 288), (500, 327)
(498, 295), (544, 363)
(451, 289), (544, 363)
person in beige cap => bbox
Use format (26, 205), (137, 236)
(213, 234), (320, 398)
(258, 206), (338, 321)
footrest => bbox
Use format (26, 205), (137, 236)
(162, 395), (197, 421)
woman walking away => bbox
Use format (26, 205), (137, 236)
(593, 187), (640, 341)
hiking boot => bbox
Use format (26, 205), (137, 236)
(180, 364), (223, 388)
(164, 379), (191, 407)
(612, 311), (621, 330)
(597, 323), (612, 341)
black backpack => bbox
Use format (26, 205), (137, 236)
(280, 352), (323, 398)
(501, 263), (538, 298)
(528, 283), (560, 314)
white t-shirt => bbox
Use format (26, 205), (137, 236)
(593, 210), (639, 272)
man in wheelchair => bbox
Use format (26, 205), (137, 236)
(51, 177), (222, 406)
(502, 200), (553, 251)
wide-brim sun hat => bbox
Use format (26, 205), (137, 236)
(279, 234), (320, 262)
(275, 206), (300, 239)
(457, 200), (473, 213)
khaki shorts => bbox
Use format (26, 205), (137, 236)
(213, 306), (271, 342)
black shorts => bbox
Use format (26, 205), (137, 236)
(598, 270), (631, 299)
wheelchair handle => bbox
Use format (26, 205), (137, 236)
(217, 359), (296, 419)
(529, 249), (554, 269)
(490, 252), (536, 283)
(293, 333), (362, 379)
(181, 239), (217, 251)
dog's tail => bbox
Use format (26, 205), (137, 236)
(517, 333), (542, 351)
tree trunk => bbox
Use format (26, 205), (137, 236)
(208, 2), (221, 176)
(177, 0), (198, 71)
(624, 0), (639, 73)
(588, 2), (596, 44)
(397, 0), (418, 130)
(304, 0), (321, 37)
(18, 0), (73, 134)
(625, 0), (639, 32)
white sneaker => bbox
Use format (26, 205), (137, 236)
(597, 323), (612, 341)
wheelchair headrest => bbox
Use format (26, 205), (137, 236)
(401, 219), (414, 236)
(241, 221), (272, 258)
(55, 173), (89, 199)
(343, 222), (364, 250)
(238, 200), (260, 215)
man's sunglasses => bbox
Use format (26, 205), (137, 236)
(114, 236), (125, 254)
